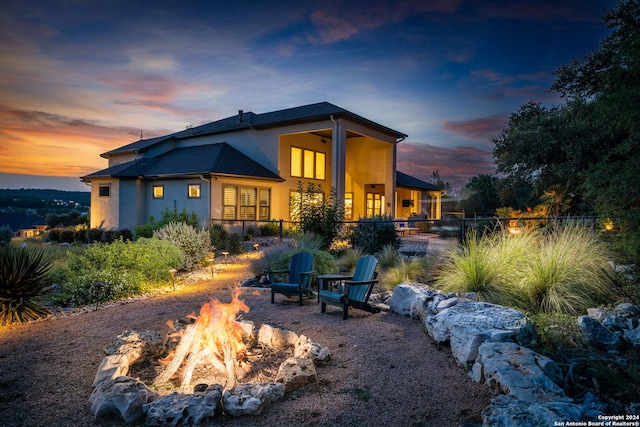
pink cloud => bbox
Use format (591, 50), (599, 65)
(441, 115), (506, 141)
(397, 142), (496, 189)
(308, 0), (463, 45)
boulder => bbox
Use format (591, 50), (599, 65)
(389, 283), (438, 318)
(482, 394), (584, 427)
(89, 376), (159, 423)
(577, 315), (621, 350)
(257, 323), (298, 349)
(143, 385), (223, 426)
(92, 354), (130, 387)
(472, 342), (568, 403)
(275, 357), (317, 392)
(294, 334), (331, 364)
(222, 382), (285, 417)
(425, 301), (533, 366)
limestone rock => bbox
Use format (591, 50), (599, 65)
(257, 323), (298, 349)
(89, 376), (159, 423)
(482, 394), (584, 427)
(222, 382), (285, 417)
(293, 335), (331, 364)
(577, 315), (621, 350)
(389, 283), (438, 318)
(425, 301), (533, 366)
(275, 357), (317, 392)
(92, 354), (130, 387)
(143, 385), (223, 426)
(472, 342), (568, 403)
(104, 329), (166, 362)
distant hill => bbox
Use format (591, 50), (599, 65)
(0, 189), (90, 208)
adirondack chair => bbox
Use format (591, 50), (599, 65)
(269, 251), (316, 306)
(319, 255), (380, 320)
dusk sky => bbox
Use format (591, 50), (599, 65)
(0, 0), (613, 191)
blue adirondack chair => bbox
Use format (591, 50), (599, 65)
(319, 255), (380, 319)
(269, 251), (316, 306)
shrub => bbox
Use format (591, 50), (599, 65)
(133, 223), (154, 239)
(348, 215), (399, 254)
(227, 233), (243, 255)
(0, 246), (53, 324)
(249, 242), (338, 278)
(86, 228), (104, 243)
(49, 238), (182, 306)
(529, 312), (583, 353)
(259, 221), (280, 237)
(290, 181), (345, 250)
(0, 225), (12, 246)
(209, 223), (228, 250)
(60, 229), (75, 244)
(154, 222), (211, 270)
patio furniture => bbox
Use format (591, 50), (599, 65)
(269, 251), (315, 306)
(319, 255), (380, 319)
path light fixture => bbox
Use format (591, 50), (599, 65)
(169, 269), (177, 291)
(222, 251), (229, 264)
(208, 257), (215, 277)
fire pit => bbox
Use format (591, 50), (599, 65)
(89, 292), (331, 425)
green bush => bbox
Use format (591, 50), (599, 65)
(290, 181), (345, 250)
(154, 222), (211, 270)
(348, 215), (399, 254)
(86, 228), (104, 243)
(227, 233), (243, 255)
(259, 221), (280, 237)
(49, 238), (182, 306)
(0, 246), (53, 324)
(208, 223), (228, 250)
(60, 229), (75, 244)
(0, 225), (12, 246)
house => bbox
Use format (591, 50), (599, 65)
(81, 102), (441, 230)
(0, 213), (47, 238)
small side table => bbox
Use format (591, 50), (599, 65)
(316, 274), (353, 302)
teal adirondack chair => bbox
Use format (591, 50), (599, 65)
(269, 251), (316, 306)
(319, 255), (380, 319)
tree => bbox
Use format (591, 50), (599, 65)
(492, 1), (640, 260)
(460, 175), (501, 216)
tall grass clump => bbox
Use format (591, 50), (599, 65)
(434, 221), (615, 315)
(520, 221), (614, 315)
(435, 228), (523, 306)
(0, 246), (53, 324)
(338, 247), (365, 272)
(377, 244), (400, 269)
(381, 256), (429, 290)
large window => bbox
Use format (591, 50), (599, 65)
(344, 193), (353, 220)
(224, 185), (270, 220)
(99, 184), (110, 198)
(366, 193), (385, 217)
(188, 184), (201, 198)
(290, 147), (325, 180)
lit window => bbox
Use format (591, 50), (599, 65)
(99, 184), (110, 198)
(344, 193), (353, 220)
(153, 185), (164, 199)
(290, 146), (325, 180)
(223, 185), (270, 220)
(188, 184), (200, 198)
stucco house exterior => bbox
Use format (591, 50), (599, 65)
(81, 102), (441, 230)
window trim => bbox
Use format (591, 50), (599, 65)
(98, 184), (111, 198)
(152, 185), (164, 199)
(188, 184), (201, 199)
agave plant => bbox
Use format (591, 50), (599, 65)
(0, 246), (53, 325)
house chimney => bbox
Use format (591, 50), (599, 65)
(238, 110), (244, 123)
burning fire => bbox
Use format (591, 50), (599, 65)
(154, 292), (251, 389)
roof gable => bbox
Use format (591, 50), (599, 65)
(83, 142), (282, 181)
(103, 102), (407, 157)
(396, 171), (441, 191)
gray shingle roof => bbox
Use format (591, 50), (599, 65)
(83, 142), (282, 181)
(103, 102), (407, 157)
(396, 171), (441, 191)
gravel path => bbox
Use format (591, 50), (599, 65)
(0, 256), (491, 427)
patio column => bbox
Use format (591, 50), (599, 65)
(331, 116), (347, 202)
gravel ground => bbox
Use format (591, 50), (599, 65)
(0, 254), (492, 427)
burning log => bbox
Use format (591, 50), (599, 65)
(154, 293), (250, 389)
